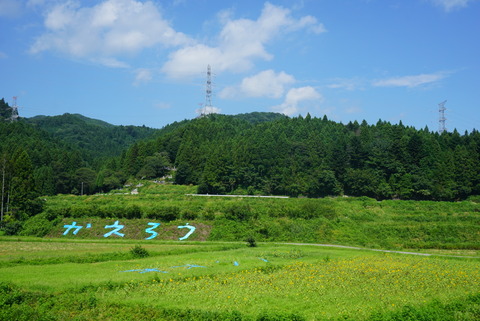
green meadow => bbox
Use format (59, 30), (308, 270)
(1, 238), (479, 320)
(1, 183), (480, 320)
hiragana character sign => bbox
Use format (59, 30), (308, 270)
(104, 220), (125, 238)
(178, 223), (196, 240)
(145, 222), (161, 240)
(63, 222), (83, 235)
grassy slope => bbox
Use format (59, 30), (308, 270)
(33, 182), (480, 251)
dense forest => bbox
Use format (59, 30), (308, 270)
(123, 113), (480, 201)
(0, 98), (159, 220)
(1, 96), (480, 222)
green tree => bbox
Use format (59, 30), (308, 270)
(75, 167), (97, 195)
(33, 166), (55, 196)
(136, 152), (171, 179)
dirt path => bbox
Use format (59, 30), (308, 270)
(280, 242), (480, 259)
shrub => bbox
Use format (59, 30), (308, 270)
(125, 205), (142, 219)
(225, 204), (254, 221)
(201, 209), (216, 221)
(146, 206), (180, 222)
(181, 209), (197, 220)
(245, 236), (257, 247)
(2, 221), (23, 236)
(19, 214), (56, 237)
(130, 245), (149, 258)
(467, 195), (480, 203)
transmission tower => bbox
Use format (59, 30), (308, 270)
(10, 96), (20, 122)
(203, 65), (213, 116)
(438, 100), (447, 134)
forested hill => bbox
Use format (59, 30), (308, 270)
(25, 113), (158, 160)
(0, 108), (287, 220)
(121, 113), (480, 201)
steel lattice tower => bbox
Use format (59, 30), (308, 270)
(10, 96), (19, 122)
(438, 100), (447, 133)
(203, 65), (213, 116)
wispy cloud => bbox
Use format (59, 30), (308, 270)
(161, 2), (326, 78)
(0, 0), (22, 17)
(133, 68), (153, 86)
(430, 0), (478, 12)
(327, 77), (365, 91)
(372, 72), (448, 88)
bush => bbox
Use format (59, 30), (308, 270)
(181, 209), (197, 220)
(225, 204), (254, 221)
(245, 236), (257, 247)
(467, 195), (480, 203)
(19, 214), (56, 237)
(201, 209), (216, 221)
(2, 221), (23, 236)
(146, 206), (180, 222)
(130, 245), (149, 258)
(125, 205), (142, 219)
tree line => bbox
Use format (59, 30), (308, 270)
(124, 113), (480, 201)
(1, 99), (479, 223)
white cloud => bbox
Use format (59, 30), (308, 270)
(195, 106), (221, 116)
(327, 77), (365, 91)
(430, 0), (477, 11)
(272, 86), (323, 116)
(372, 72), (447, 88)
(133, 68), (153, 86)
(0, 51), (7, 59)
(161, 2), (325, 78)
(220, 69), (295, 99)
(30, 0), (191, 67)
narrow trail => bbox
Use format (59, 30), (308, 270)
(281, 242), (480, 259)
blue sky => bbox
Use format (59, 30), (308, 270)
(1, 0), (479, 132)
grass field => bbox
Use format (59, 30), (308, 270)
(2, 184), (480, 319)
(1, 237), (479, 320)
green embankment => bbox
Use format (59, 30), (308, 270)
(18, 182), (480, 251)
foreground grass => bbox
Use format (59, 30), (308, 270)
(1, 238), (479, 320)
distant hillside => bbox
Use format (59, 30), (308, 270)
(120, 113), (480, 201)
(25, 113), (159, 160)
(0, 110), (286, 200)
